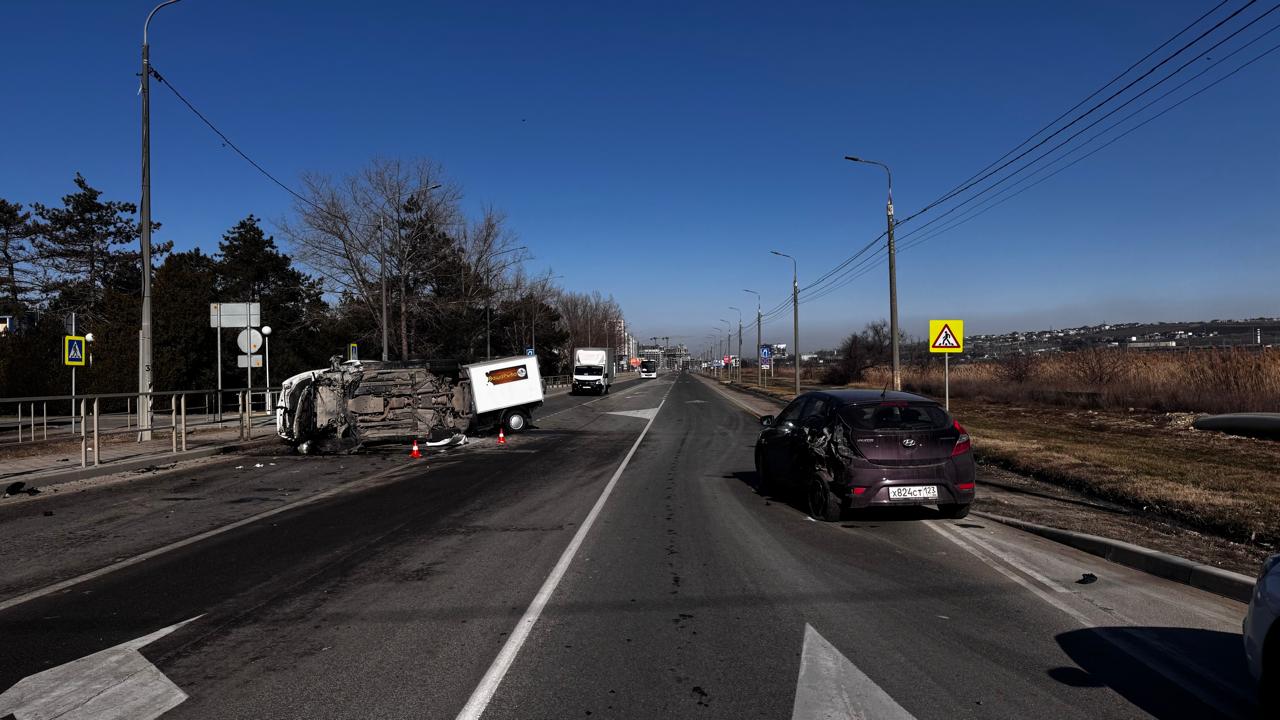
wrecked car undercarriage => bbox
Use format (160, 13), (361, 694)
(277, 357), (474, 454)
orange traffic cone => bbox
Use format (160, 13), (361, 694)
(410, 439), (422, 459)
(497, 428), (507, 445)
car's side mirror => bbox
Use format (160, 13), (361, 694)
(760, 415), (774, 427)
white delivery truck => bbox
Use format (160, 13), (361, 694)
(571, 347), (615, 395)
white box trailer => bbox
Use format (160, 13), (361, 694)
(572, 347), (615, 395)
(464, 355), (545, 432)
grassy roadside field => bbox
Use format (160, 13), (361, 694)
(714, 368), (1280, 554)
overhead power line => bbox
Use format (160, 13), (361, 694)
(898, 0), (1264, 226)
(758, 11), (1280, 326)
(759, 1), (1278, 323)
(925, 0), (1235, 214)
(149, 64), (375, 231)
(779, 0), (1264, 315)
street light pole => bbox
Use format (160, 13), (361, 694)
(139, 0), (181, 441)
(744, 290), (761, 387)
(719, 319), (731, 380)
(729, 306), (742, 383)
(846, 156), (900, 391)
(771, 251), (800, 397)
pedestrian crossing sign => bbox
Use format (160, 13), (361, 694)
(929, 320), (963, 354)
(64, 335), (86, 366)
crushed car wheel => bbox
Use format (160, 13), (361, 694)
(807, 473), (842, 522)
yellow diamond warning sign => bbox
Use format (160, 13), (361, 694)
(929, 320), (963, 354)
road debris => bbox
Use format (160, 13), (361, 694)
(1077, 573), (1098, 585)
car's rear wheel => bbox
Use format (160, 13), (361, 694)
(807, 471), (842, 522)
(938, 503), (972, 519)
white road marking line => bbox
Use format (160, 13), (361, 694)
(537, 379), (664, 421)
(454, 382), (676, 720)
(0, 462), (413, 613)
(929, 522), (1254, 713)
(924, 521), (1095, 627)
(0, 616), (201, 720)
(937, 521), (1073, 594)
(791, 623), (917, 720)
(693, 375), (772, 418)
(604, 408), (660, 420)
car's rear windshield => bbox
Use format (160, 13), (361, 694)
(839, 402), (950, 431)
(575, 365), (604, 376)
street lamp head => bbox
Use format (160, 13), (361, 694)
(85, 333), (95, 343)
(844, 156), (861, 162)
(261, 325), (273, 336)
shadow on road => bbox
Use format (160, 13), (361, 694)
(726, 470), (971, 526)
(1054, 626), (1257, 720)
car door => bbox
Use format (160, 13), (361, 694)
(789, 396), (832, 488)
(761, 397), (809, 480)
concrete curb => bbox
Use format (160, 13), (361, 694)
(973, 511), (1255, 603)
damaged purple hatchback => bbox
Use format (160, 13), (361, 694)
(754, 390), (976, 521)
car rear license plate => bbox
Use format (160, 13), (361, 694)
(889, 485), (938, 500)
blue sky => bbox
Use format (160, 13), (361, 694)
(3, 0), (1277, 351)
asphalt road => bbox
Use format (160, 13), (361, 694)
(0, 372), (1260, 719)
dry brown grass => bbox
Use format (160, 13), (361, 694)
(866, 348), (1280, 414)
(954, 400), (1280, 549)
(721, 354), (1280, 552)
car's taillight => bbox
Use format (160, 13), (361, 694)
(950, 421), (971, 456)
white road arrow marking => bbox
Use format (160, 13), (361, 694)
(605, 408), (660, 420)
(792, 624), (917, 720)
(0, 616), (201, 720)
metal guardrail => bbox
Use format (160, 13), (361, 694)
(0, 387), (280, 470)
(542, 375), (571, 390)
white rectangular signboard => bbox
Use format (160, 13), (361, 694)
(464, 356), (544, 415)
(237, 354), (264, 368)
(211, 302), (261, 328)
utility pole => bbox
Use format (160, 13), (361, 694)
(744, 289), (761, 387)
(846, 156), (900, 390)
(138, 1), (181, 441)
(771, 251), (800, 397)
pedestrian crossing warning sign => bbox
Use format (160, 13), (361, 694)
(929, 320), (963, 354)
(64, 335), (86, 366)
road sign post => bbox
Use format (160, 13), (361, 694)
(212, 303), (260, 422)
(63, 330), (85, 435)
(928, 320), (964, 411)
(237, 328), (264, 411)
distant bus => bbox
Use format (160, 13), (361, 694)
(640, 359), (658, 378)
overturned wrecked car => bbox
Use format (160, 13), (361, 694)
(276, 355), (544, 454)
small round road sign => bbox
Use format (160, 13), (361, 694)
(236, 328), (264, 354)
